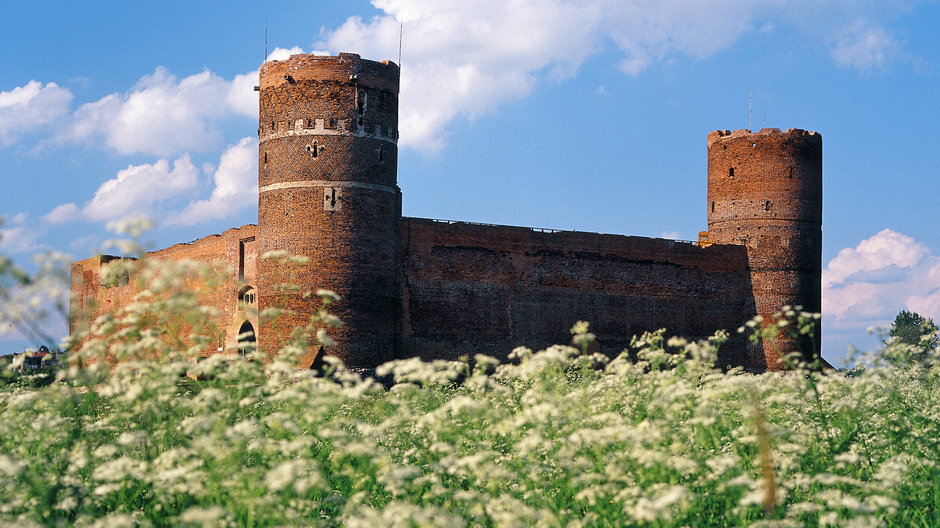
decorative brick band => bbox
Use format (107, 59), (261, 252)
(259, 180), (398, 194)
(259, 119), (397, 145)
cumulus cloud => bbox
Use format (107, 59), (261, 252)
(313, 0), (917, 152)
(62, 67), (257, 156)
(0, 81), (72, 147)
(824, 228), (928, 289)
(320, 1), (600, 151)
(823, 229), (940, 354)
(42, 203), (79, 225)
(83, 155), (200, 221)
(170, 137), (259, 226)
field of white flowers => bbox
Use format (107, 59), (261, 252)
(2, 242), (939, 527)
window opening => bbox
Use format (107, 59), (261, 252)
(357, 90), (368, 115)
(238, 285), (256, 304)
(729, 167), (735, 177)
(305, 142), (319, 158)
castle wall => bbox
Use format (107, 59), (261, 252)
(70, 225), (258, 355)
(68, 51), (824, 374)
(399, 218), (754, 366)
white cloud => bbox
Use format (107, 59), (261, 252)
(42, 203), (79, 225)
(314, 0), (915, 152)
(831, 20), (899, 71)
(63, 67), (257, 156)
(83, 155), (200, 221)
(170, 137), (259, 226)
(227, 72), (259, 119)
(823, 229), (940, 355)
(907, 261), (940, 319)
(320, 1), (600, 151)
(823, 228), (927, 288)
(267, 46), (305, 61)
(0, 81), (72, 147)
(0, 213), (43, 254)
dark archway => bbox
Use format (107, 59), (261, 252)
(311, 346), (326, 371)
(237, 321), (256, 354)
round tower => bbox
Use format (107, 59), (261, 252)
(256, 53), (401, 369)
(706, 128), (822, 371)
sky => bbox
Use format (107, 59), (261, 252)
(2, 0), (939, 364)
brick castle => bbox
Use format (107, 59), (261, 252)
(70, 53), (823, 372)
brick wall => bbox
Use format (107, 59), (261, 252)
(399, 218), (754, 367)
(70, 225), (259, 356)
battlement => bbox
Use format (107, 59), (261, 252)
(259, 53), (399, 92)
(707, 128), (821, 146)
(257, 117), (397, 143)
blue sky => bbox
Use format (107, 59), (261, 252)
(2, 0), (939, 364)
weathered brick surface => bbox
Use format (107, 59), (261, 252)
(70, 225), (259, 354)
(257, 53), (401, 369)
(69, 53), (824, 373)
(707, 128), (823, 370)
(399, 219), (753, 367)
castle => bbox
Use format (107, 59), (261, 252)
(70, 53), (823, 372)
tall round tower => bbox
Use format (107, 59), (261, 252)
(256, 53), (401, 369)
(706, 128), (822, 371)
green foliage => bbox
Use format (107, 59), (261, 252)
(1, 230), (939, 526)
(887, 310), (939, 358)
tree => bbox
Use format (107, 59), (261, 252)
(886, 310), (939, 356)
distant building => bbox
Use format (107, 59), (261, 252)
(10, 346), (65, 372)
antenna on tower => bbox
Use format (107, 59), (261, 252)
(748, 88), (753, 131)
(264, 18), (268, 61)
(763, 104), (767, 128)
(398, 22), (403, 67)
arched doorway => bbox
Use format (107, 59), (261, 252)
(237, 321), (256, 354)
(311, 346), (326, 371)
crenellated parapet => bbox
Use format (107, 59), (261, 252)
(259, 53), (399, 91)
(707, 127), (821, 146)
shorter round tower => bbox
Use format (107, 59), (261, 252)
(256, 53), (401, 369)
(706, 128), (822, 370)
